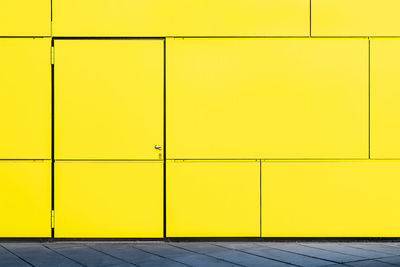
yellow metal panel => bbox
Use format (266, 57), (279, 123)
(167, 38), (368, 159)
(312, 0), (400, 36)
(262, 161), (400, 237)
(371, 39), (400, 158)
(0, 38), (51, 159)
(55, 40), (163, 160)
(0, 0), (50, 36)
(0, 161), (51, 237)
(52, 0), (309, 37)
(167, 161), (260, 237)
(55, 161), (163, 238)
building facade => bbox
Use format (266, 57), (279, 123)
(1, 0), (400, 238)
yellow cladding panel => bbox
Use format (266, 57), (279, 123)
(167, 38), (368, 159)
(0, 38), (51, 159)
(55, 161), (163, 238)
(52, 0), (308, 36)
(0, 0), (50, 36)
(0, 161), (51, 237)
(312, 0), (400, 36)
(371, 39), (400, 158)
(262, 161), (400, 237)
(167, 161), (260, 237)
(55, 40), (163, 160)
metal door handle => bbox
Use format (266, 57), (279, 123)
(154, 145), (162, 150)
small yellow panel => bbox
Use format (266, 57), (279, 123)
(0, 38), (51, 159)
(371, 39), (400, 158)
(312, 0), (400, 36)
(167, 161), (260, 237)
(52, 0), (308, 37)
(0, 161), (51, 237)
(55, 161), (163, 238)
(0, 0), (50, 36)
(262, 161), (400, 237)
(55, 40), (163, 160)
(167, 38), (368, 159)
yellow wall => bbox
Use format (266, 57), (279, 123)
(1, 0), (400, 237)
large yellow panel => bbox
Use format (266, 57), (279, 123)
(262, 161), (400, 237)
(55, 161), (163, 237)
(52, 0), (308, 37)
(167, 38), (368, 159)
(0, 161), (51, 237)
(0, 38), (51, 159)
(371, 39), (400, 158)
(312, 0), (400, 36)
(55, 40), (163, 160)
(167, 161), (260, 237)
(0, 0), (50, 36)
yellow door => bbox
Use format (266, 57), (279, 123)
(55, 161), (163, 237)
(52, 0), (308, 37)
(0, 0), (50, 36)
(54, 40), (163, 160)
(262, 161), (400, 237)
(167, 161), (260, 237)
(167, 38), (368, 159)
(370, 38), (400, 158)
(0, 161), (51, 237)
(312, 0), (400, 36)
(0, 38), (51, 159)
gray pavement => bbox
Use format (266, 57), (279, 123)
(1, 242), (400, 267)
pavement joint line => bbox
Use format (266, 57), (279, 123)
(84, 244), (139, 267)
(262, 244), (341, 264)
(344, 244), (398, 256)
(212, 243), (300, 266)
(0, 244), (36, 267)
(130, 244), (193, 267)
(168, 243), (245, 267)
(42, 244), (88, 267)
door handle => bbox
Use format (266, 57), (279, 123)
(154, 145), (162, 150)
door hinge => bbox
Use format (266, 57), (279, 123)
(51, 46), (55, 65)
(51, 210), (55, 228)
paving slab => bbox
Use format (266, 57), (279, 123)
(90, 243), (189, 267)
(344, 243), (400, 256)
(2, 243), (83, 267)
(300, 243), (389, 258)
(383, 243), (400, 248)
(172, 243), (291, 267)
(47, 244), (132, 267)
(376, 255), (400, 265)
(172, 243), (237, 255)
(101, 263), (133, 267)
(133, 243), (237, 266)
(264, 243), (363, 263)
(241, 245), (334, 267)
(0, 246), (31, 267)
(1, 242), (400, 267)
(46, 242), (86, 249)
(214, 242), (263, 250)
(346, 259), (398, 267)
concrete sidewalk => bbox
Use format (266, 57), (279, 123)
(1, 241), (400, 267)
